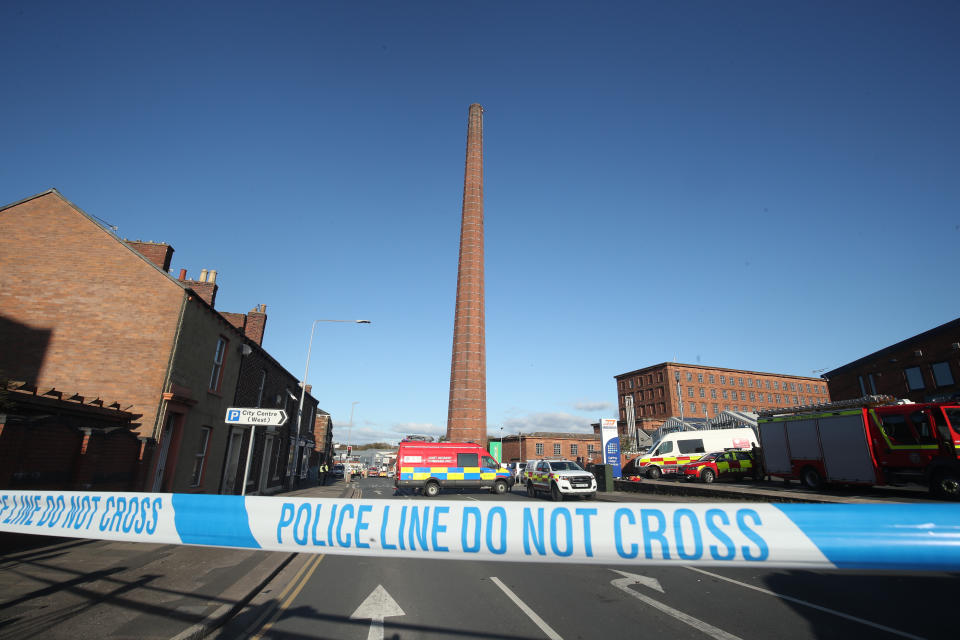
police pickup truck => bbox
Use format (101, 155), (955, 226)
(524, 459), (597, 501)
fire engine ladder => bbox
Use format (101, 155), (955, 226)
(757, 394), (900, 419)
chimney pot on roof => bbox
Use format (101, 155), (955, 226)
(179, 269), (187, 281)
(208, 270), (217, 284)
(199, 269), (208, 283)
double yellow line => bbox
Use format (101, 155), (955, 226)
(249, 553), (325, 640)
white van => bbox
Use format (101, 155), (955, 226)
(632, 428), (758, 479)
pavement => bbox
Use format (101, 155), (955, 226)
(0, 480), (356, 640)
(0, 476), (932, 640)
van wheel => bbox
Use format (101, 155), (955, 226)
(931, 470), (960, 500)
(526, 482), (536, 498)
(801, 467), (824, 491)
(424, 481), (440, 497)
(551, 484), (563, 502)
(700, 469), (715, 484)
(492, 480), (508, 495)
(646, 466), (662, 480)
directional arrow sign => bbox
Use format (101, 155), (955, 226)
(224, 407), (288, 426)
(610, 569), (664, 593)
(350, 585), (405, 640)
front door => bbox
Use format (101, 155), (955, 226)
(221, 429), (245, 494)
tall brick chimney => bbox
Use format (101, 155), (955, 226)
(245, 304), (267, 346)
(446, 104), (487, 445)
(126, 240), (174, 271)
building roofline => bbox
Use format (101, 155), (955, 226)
(823, 317), (960, 378)
(614, 362), (826, 382)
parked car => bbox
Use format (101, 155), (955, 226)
(332, 464), (345, 479)
(680, 450), (756, 483)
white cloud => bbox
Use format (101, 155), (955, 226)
(500, 412), (594, 435)
(573, 401), (613, 412)
(339, 421), (445, 445)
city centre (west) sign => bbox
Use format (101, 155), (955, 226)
(225, 407), (288, 426)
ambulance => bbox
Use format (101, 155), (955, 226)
(631, 427), (758, 479)
(395, 441), (514, 497)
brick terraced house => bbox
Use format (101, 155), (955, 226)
(0, 189), (320, 494)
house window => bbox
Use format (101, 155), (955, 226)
(747, 378), (754, 387)
(905, 366), (925, 391)
(190, 427), (212, 487)
(697, 373), (704, 383)
(701, 403), (707, 414)
(932, 362), (955, 387)
(699, 387), (705, 398)
(712, 403), (719, 414)
(570, 444), (578, 456)
(209, 337), (228, 391)
(689, 402), (696, 413)
(711, 389), (717, 399)
(588, 444), (596, 454)
(722, 390), (729, 399)
(719, 375), (726, 384)
(553, 443), (562, 456)
(536, 443), (544, 456)
(688, 386), (694, 397)
(686, 372), (693, 382)
(738, 377), (744, 386)
(709, 374), (715, 384)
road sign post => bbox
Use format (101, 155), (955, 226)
(226, 408), (288, 495)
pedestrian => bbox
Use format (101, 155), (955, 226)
(320, 461), (329, 486)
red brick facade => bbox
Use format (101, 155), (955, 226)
(824, 317), (960, 403)
(447, 104), (487, 445)
(615, 363), (831, 432)
(499, 433), (602, 466)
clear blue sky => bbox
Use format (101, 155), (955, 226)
(3, 1), (957, 444)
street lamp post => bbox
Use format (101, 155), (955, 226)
(287, 319), (370, 490)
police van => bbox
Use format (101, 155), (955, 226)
(632, 428), (758, 479)
(395, 441), (514, 497)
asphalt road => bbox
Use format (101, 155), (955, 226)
(216, 476), (955, 640)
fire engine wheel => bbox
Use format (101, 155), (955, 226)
(423, 481), (441, 498)
(526, 482), (536, 498)
(492, 480), (508, 495)
(700, 469), (716, 484)
(801, 467), (824, 491)
(646, 466), (662, 480)
(932, 471), (960, 500)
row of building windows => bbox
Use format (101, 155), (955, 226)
(621, 372), (826, 395)
(621, 394), (829, 419)
(533, 443), (596, 456)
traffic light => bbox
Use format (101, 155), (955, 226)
(347, 446), (352, 457)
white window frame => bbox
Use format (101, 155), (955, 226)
(553, 443), (561, 456)
(190, 427), (212, 487)
(536, 442), (544, 456)
(209, 337), (227, 391)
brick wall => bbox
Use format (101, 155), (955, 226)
(0, 192), (186, 442)
(126, 241), (173, 272)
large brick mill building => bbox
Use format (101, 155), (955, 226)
(0, 189), (323, 494)
(615, 362), (831, 434)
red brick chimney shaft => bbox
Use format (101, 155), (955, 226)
(447, 104), (487, 445)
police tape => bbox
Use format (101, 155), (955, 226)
(1, 490), (958, 570)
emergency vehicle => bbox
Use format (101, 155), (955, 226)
(395, 441), (513, 497)
(631, 428), (757, 479)
(524, 459), (597, 501)
(680, 449), (756, 483)
(757, 396), (960, 499)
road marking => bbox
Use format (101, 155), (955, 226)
(684, 567), (926, 640)
(490, 577), (563, 640)
(249, 553), (324, 640)
(610, 569), (664, 593)
(465, 496), (479, 501)
(610, 571), (741, 640)
(351, 585), (405, 640)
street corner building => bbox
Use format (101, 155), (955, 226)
(0, 190), (329, 495)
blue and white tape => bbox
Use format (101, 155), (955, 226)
(1, 491), (958, 570)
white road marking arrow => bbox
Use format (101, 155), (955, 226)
(609, 570), (742, 640)
(350, 585), (405, 640)
(610, 570), (664, 593)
